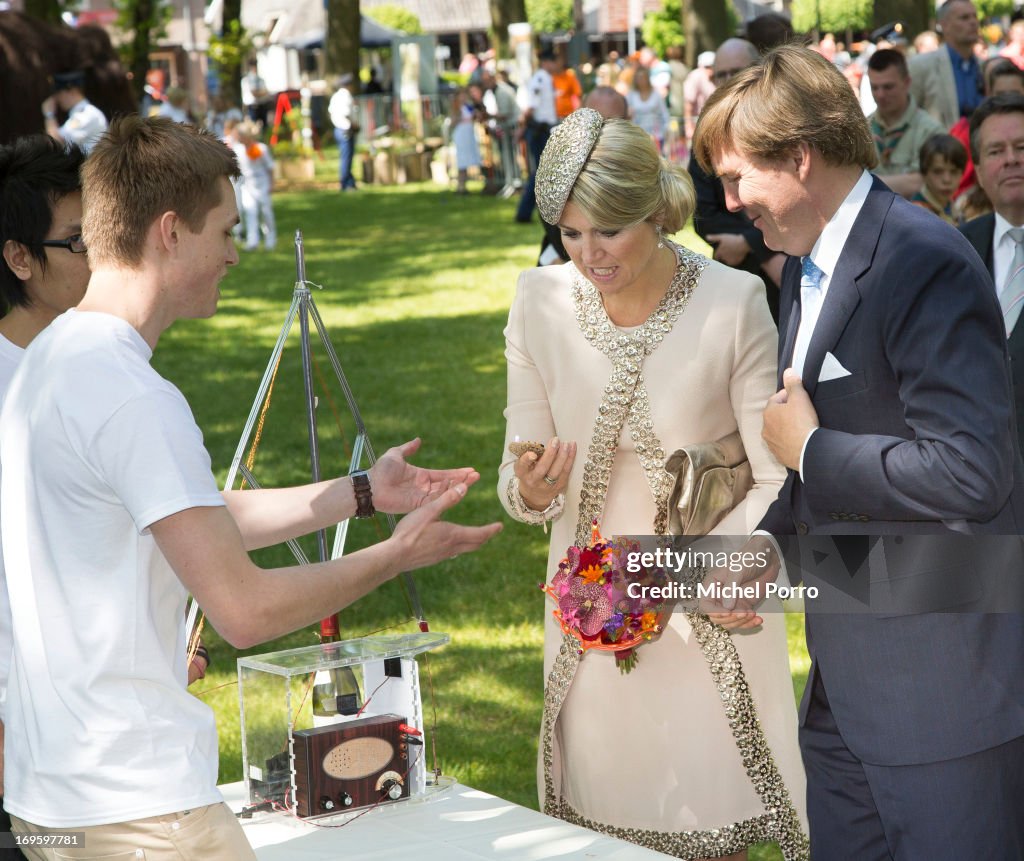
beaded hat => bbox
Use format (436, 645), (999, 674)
(535, 108), (604, 226)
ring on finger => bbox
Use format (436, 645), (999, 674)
(543, 474), (557, 485)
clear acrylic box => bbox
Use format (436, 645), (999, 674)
(237, 632), (449, 817)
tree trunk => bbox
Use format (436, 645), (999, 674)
(23, 0), (62, 25)
(573, 0), (585, 32)
(222, 0), (242, 103)
(685, 0), (733, 60)
(489, 0), (527, 60)
(872, 0), (931, 38)
(125, 0), (158, 106)
(326, 0), (360, 87)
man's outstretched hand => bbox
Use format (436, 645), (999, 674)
(369, 438), (481, 514)
(389, 474), (502, 573)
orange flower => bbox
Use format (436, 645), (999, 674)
(580, 564), (605, 584)
(246, 143), (262, 160)
(641, 611), (657, 632)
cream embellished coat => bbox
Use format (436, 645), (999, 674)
(498, 248), (808, 859)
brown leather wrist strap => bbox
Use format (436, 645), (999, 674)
(352, 470), (375, 518)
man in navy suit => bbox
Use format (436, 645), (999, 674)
(694, 45), (1024, 859)
(961, 93), (1024, 455)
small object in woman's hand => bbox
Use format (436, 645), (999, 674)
(509, 440), (545, 459)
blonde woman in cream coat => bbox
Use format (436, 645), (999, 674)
(498, 110), (808, 861)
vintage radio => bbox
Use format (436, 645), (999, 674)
(293, 713), (411, 817)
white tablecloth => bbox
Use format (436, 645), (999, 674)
(221, 781), (672, 860)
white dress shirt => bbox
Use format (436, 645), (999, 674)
(794, 169), (873, 476)
(992, 211), (1023, 297)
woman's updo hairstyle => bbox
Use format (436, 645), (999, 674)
(568, 118), (695, 235)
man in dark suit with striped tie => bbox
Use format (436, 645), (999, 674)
(961, 93), (1024, 453)
(695, 45), (1024, 860)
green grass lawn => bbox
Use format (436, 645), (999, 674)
(158, 178), (809, 860)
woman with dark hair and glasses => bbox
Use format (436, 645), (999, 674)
(0, 136), (89, 361)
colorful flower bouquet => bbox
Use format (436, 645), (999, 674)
(542, 524), (674, 674)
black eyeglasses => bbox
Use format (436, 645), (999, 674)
(40, 234), (87, 254)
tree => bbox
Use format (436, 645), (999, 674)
(365, 4), (423, 34)
(870, 0), (929, 37)
(526, 0), (573, 35)
(490, 0), (528, 59)
(209, 0), (248, 105)
(325, 0), (361, 85)
(642, 0), (685, 59)
(791, 0), (871, 35)
(116, 0), (172, 105)
(23, 0), (63, 24)
(681, 0), (734, 65)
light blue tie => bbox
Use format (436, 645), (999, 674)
(792, 256), (825, 375)
(1002, 228), (1024, 337)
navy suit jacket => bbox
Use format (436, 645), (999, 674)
(759, 177), (1024, 766)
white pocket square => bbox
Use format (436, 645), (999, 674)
(819, 351), (852, 382)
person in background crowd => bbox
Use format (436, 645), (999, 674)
(364, 68), (384, 95)
(158, 87), (192, 125)
(595, 51), (622, 90)
(866, 49), (945, 198)
(240, 60), (270, 128)
(626, 66), (670, 151)
(451, 87), (482, 195)
(683, 51), (716, 144)
(515, 49), (559, 223)
(914, 30), (940, 55)
(910, 0), (983, 128)
(40, 70), (107, 154)
(1002, 19), (1024, 70)
(328, 73), (358, 192)
(962, 93), (1024, 453)
(689, 38), (785, 322)
(205, 94), (243, 141)
(745, 12), (795, 55)
(232, 122), (276, 251)
(950, 57), (1024, 208)
(2, 116), (500, 859)
(481, 68), (521, 191)
(910, 133), (968, 222)
(665, 45), (688, 121)
(551, 54), (582, 121)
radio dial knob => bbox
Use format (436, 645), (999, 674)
(339, 792), (354, 807)
(319, 795), (335, 811)
(382, 778), (402, 800)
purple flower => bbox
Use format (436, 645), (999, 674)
(559, 580), (613, 637)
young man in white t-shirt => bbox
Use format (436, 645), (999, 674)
(0, 117), (501, 860)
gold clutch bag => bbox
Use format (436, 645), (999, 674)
(665, 430), (753, 535)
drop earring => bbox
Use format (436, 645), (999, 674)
(656, 226), (665, 249)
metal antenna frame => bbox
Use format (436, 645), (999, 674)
(185, 230), (427, 643)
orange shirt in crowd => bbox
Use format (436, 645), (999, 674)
(552, 68), (582, 119)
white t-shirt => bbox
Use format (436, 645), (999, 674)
(328, 87), (354, 131)
(0, 333), (24, 722)
(233, 141), (274, 196)
(0, 310), (226, 826)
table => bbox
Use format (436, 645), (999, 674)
(221, 781), (673, 860)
